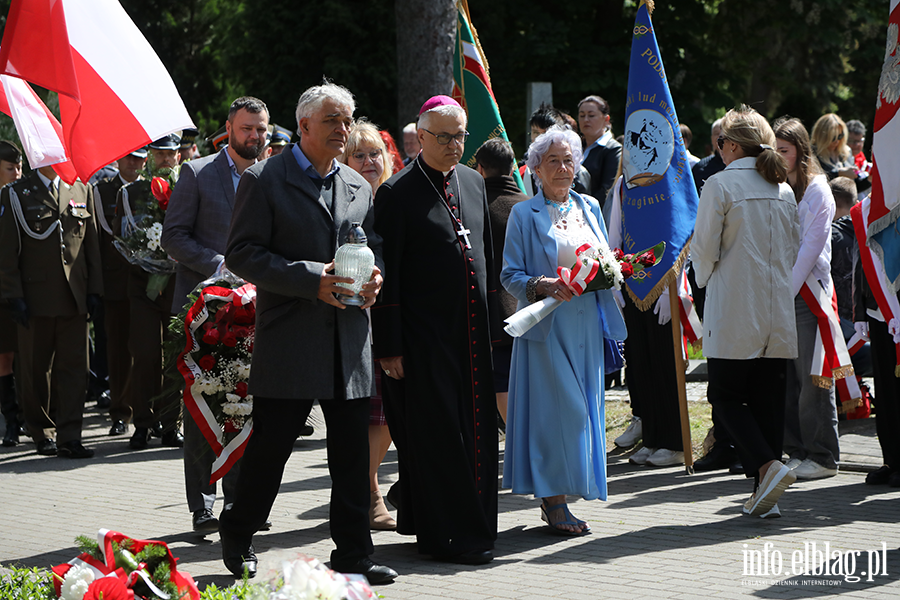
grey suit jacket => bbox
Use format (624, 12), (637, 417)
(225, 144), (383, 401)
(161, 149), (236, 312)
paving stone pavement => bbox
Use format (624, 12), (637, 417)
(1, 397), (898, 599)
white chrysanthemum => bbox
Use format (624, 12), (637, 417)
(222, 401), (252, 416)
(60, 564), (95, 600)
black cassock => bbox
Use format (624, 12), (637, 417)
(372, 156), (498, 557)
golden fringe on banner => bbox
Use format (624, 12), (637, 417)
(458, 0), (491, 80)
(641, 0), (656, 15)
(624, 236), (691, 312)
(895, 364), (900, 378)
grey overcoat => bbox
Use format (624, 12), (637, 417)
(225, 144), (383, 400)
(162, 149), (236, 311)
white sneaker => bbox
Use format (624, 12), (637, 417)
(615, 416), (642, 448)
(792, 459), (838, 480)
(743, 500), (781, 519)
(785, 458), (803, 470)
(629, 446), (656, 465)
(747, 461), (796, 516)
(646, 448), (685, 467)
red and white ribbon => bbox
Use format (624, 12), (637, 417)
(177, 284), (256, 484)
(677, 267), (702, 355)
(799, 273), (858, 394)
(556, 243), (600, 295)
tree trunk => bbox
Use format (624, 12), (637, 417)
(395, 0), (456, 129)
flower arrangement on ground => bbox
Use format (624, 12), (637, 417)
(51, 529), (199, 600)
(503, 240), (664, 338)
(248, 556), (375, 600)
(172, 271), (256, 483)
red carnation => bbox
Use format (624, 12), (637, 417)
(637, 250), (656, 267)
(613, 248), (624, 260)
(222, 332), (238, 348)
(151, 176), (171, 210)
(621, 262), (635, 278)
(233, 326), (251, 339)
(202, 328), (220, 345)
(85, 576), (133, 600)
(236, 381), (248, 398)
(199, 355), (216, 371)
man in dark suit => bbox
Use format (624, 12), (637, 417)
(0, 164), (102, 458)
(94, 148), (147, 436)
(219, 83), (396, 585)
(372, 96), (498, 565)
(162, 97), (269, 535)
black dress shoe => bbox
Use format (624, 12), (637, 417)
(193, 509), (219, 534)
(299, 424), (314, 436)
(260, 519), (272, 531)
(220, 530), (257, 578)
(95, 391), (111, 410)
(108, 420), (127, 436)
(161, 430), (184, 448)
(728, 461), (746, 475)
(57, 441), (94, 459)
(693, 444), (738, 472)
(150, 422), (164, 438)
(331, 557), (398, 585)
(438, 549), (494, 565)
(36, 438), (57, 456)
(866, 465), (896, 485)
(3, 420), (19, 447)
(889, 470), (900, 488)
(129, 427), (150, 450)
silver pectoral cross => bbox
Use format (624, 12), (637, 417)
(457, 225), (472, 249)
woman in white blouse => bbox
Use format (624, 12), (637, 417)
(774, 117), (841, 481)
(501, 126), (626, 535)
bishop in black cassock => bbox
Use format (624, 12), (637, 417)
(372, 96), (498, 564)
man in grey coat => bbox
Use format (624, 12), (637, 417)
(161, 97), (269, 534)
(218, 83), (397, 585)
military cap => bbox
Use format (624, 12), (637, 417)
(270, 124), (292, 147)
(148, 133), (182, 150)
(180, 128), (199, 150)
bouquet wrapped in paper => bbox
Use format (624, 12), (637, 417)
(503, 241), (664, 338)
(173, 270), (256, 483)
(114, 159), (179, 298)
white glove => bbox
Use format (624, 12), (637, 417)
(890, 318), (900, 345)
(613, 289), (625, 309)
(653, 291), (671, 325)
(854, 321), (870, 340)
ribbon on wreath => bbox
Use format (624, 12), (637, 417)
(798, 273), (862, 413)
(556, 243), (600, 295)
(852, 199), (900, 376)
(677, 267), (702, 347)
(177, 283), (256, 483)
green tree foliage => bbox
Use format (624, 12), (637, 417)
(0, 0), (888, 158)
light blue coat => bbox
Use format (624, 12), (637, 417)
(500, 190), (626, 500)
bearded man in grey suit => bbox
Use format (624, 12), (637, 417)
(218, 83), (397, 585)
(161, 96), (269, 535)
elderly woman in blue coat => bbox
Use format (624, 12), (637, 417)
(501, 125), (627, 535)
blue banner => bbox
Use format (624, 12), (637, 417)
(620, 1), (699, 309)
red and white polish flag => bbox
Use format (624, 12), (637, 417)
(0, 0), (194, 183)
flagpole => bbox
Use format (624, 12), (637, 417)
(668, 284), (694, 474)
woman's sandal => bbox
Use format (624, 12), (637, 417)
(540, 500), (591, 536)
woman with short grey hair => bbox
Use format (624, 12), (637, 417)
(501, 125), (626, 535)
